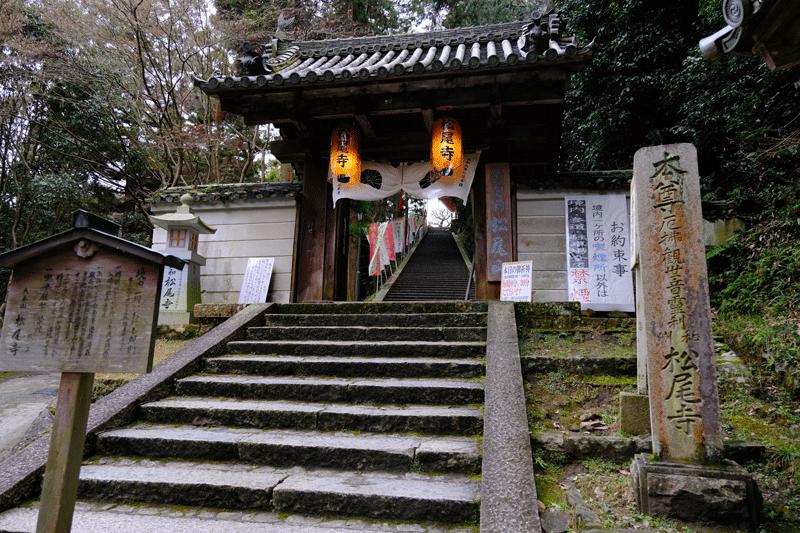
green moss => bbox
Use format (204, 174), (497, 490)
(533, 467), (565, 509)
(578, 375), (637, 386)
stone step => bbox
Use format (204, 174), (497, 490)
(246, 326), (486, 342)
(0, 504), (477, 533)
(96, 425), (481, 474)
(141, 397), (484, 435)
(176, 375), (485, 405)
(264, 313), (487, 328)
(205, 355), (485, 379)
(269, 302), (487, 315)
(76, 459), (480, 523)
(226, 340), (486, 359)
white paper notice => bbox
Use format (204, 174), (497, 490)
(238, 258), (275, 304)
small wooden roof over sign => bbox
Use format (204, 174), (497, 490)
(193, 10), (594, 173)
(0, 227), (185, 272)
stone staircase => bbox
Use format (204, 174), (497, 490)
(383, 228), (474, 301)
(0, 302), (488, 532)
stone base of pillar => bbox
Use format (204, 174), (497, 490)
(619, 392), (650, 435)
(157, 310), (196, 326)
(631, 453), (761, 531)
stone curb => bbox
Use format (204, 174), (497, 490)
(521, 356), (637, 377)
(532, 431), (766, 464)
(480, 301), (542, 533)
(0, 303), (273, 513)
(532, 431), (652, 462)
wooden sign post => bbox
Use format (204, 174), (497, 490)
(0, 212), (182, 533)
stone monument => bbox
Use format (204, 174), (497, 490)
(150, 193), (216, 325)
(620, 180), (652, 435)
(630, 144), (761, 530)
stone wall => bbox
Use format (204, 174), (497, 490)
(150, 184), (300, 304)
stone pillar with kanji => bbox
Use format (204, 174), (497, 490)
(150, 194), (216, 325)
(629, 144), (761, 530)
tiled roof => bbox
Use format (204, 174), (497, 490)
(149, 182), (302, 204)
(193, 16), (592, 91)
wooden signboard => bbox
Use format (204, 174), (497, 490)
(485, 163), (513, 282)
(0, 224), (179, 533)
(1, 246), (161, 374)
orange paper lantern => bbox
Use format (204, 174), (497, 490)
(431, 117), (463, 182)
(329, 125), (361, 187)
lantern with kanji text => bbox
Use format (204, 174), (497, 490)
(431, 117), (463, 182)
(329, 125), (361, 186)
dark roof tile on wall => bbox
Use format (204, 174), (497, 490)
(149, 182), (302, 205)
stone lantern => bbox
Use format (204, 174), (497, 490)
(150, 193), (216, 325)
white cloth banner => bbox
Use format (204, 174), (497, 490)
(332, 152), (481, 206)
(378, 222), (390, 268)
(393, 220), (403, 255)
(565, 194), (634, 312)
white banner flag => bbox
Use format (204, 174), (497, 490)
(565, 194), (634, 312)
(393, 219), (403, 255)
(378, 222), (390, 268)
(332, 152), (481, 206)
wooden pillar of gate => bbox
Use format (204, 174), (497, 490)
(294, 147), (349, 302)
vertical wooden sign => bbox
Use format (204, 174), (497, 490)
(238, 257), (275, 304)
(485, 163), (513, 281)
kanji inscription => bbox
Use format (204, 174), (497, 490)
(485, 163), (513, 281)
(0, 246), (160, 373)
(633, 143), (723, 464)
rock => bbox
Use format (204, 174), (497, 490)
(572, 434), (635, 461)
(717, 350), (755, 393)
(724, 440), (766, 463)
(634, 435), (653, 454)
(540, 509), (570, 533)
(532, 431), (567, 454)
(580, 419), (606, 431)
(646, 472), (754, 523)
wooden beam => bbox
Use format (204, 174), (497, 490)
(354, 114), (376, 140)
(420, 90), (435, 133)
(295, 153), (329, 302)
(354, 98), (377, 140)
(36, 372), (94, 533)
(233, 78), (568, 125)
(472, 160), (488, 300)
(271, 127), (549, 164)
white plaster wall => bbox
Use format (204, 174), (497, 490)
(152, 197), (297, 304)
(516, 190), (569, 302)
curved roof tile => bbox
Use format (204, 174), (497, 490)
(193, 17), (593, 91)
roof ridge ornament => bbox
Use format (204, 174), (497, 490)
(276, 12), (295, 41)
(700, 0), (800, 71)
(518, 8), (589, 61)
